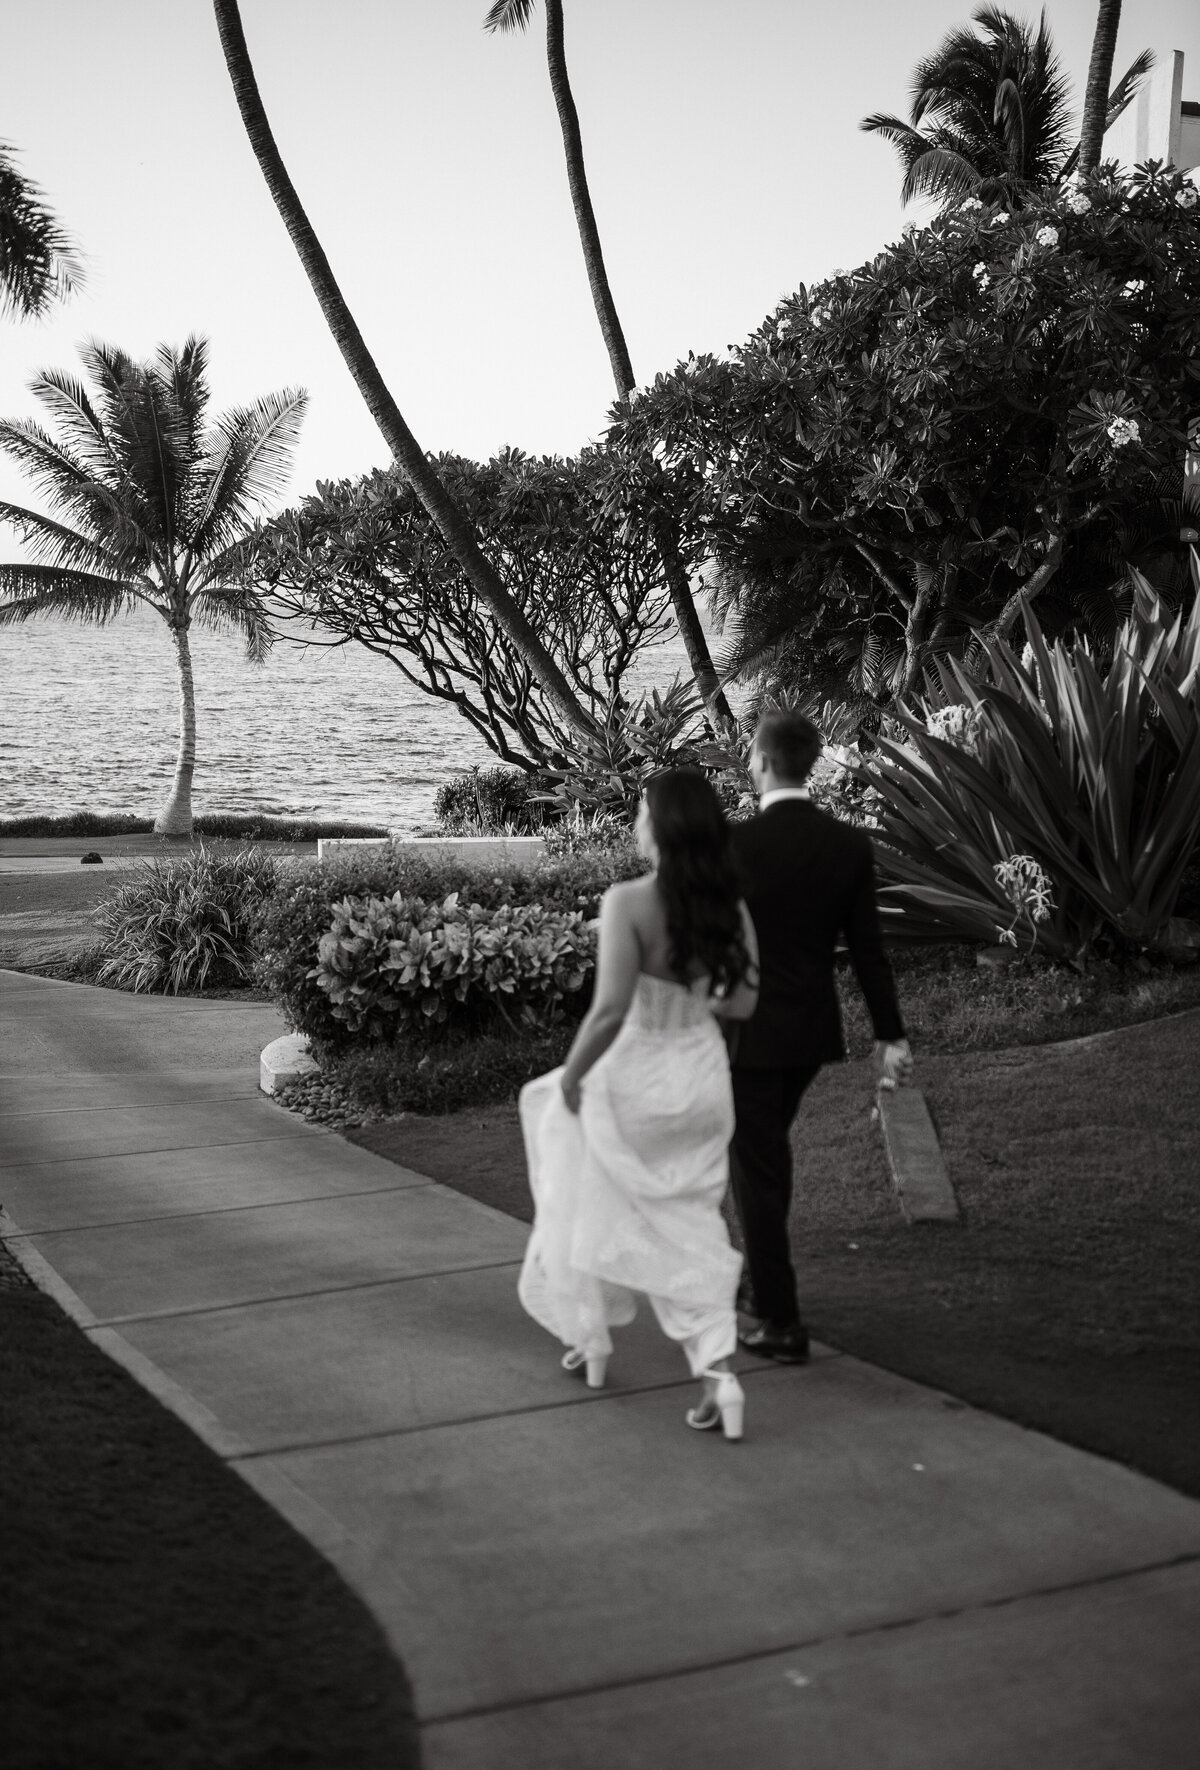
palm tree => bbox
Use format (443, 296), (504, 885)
(1077, 0), (1123, 174)
(0, 337), (305, 835)
(211, 0), (589, 739)
(484, 0), (735, 735)
(0, 140), (84, 318)
(861, 6), (1073, 207)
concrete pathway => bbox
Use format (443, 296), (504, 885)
(2, 967), (1199, 1769)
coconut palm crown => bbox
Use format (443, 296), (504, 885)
(0, 139), (84, 318)
(861, 6), (1074, 207)
(0, 336), (306, 834)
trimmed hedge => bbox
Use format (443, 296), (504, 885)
(253, 844), (646, 1058)
(0, 812), (390, 840)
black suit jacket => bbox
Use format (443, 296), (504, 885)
(730, 799), (905, 1069)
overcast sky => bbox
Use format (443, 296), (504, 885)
(2, 0), (1197, 528)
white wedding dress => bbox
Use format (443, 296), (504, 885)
(518, 972), (742, 1376)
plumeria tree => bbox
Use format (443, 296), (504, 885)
(603, 163), (1200, 717)
(238, 448), (678, 769)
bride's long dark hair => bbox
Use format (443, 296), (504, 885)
(643, 768), (752, 996)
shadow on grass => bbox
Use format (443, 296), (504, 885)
(0, 1255), (420, 1770)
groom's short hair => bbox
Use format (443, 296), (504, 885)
(755, 711), (822, 784)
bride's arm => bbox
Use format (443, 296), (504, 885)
(560, 886), (640, 1112)
(709, 901), (760, 1022)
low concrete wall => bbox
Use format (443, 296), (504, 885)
(317, 835), (546, 866)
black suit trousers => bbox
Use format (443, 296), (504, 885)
(730, 1064), (821, 1326)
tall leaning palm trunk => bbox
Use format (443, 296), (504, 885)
(1078, 0), (1123, 174)
(212, 0), (588, 739)
(488, 0), (735, 736)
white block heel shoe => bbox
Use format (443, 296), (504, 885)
(561, 1348), (608, 1389)
(686, 1369), (744, 1441)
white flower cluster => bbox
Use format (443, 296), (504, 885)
(991, 210), (1010, 225)
(1035, 224), (1060, 248)
(959, 196), (984, 213)
(993, 854), (1055, 939)
(1106, 416), (1140, 449)
(972, 262), (991, 288)
(925, 703), (982, 757)
(1176, 184), (1198, 210)
(809, 305), (831, 327)
(1062, 188), (1092, 215)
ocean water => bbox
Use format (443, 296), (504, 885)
(0, 605), (687, 828)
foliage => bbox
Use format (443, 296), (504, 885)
(92, 848), (279, 993)
(538, 678), (735, 818)
(861, 589), (1200, 960)
(237, 447), (679, 769)
(609, 164), (1200, 710)
(279, 1025), (575, 1122)
(0, 139), (83, 318)
(860, 6), (1074, 207)
(0, 812), (390, 840)
(434, 766), (551, 834)
(253, 845), (644, 1055)
(311, 892), (595, 1042)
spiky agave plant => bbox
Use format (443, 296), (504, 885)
(859, 580), (1200, 959)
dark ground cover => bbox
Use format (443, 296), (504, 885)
(0, 1246), (420, 1770)
(348, 1008), (1200, 1501)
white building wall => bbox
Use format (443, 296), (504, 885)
(1103, 50), (1198, 173)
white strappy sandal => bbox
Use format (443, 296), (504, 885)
(686, 1369), (745, 1441)
(561, 1347), (608, 1389)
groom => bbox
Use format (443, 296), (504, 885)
(729, 710), (912, 1363)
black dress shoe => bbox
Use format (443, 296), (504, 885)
(737, 1320), (810, 1364)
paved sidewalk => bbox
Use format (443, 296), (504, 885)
(2, 968), (1199, 1769)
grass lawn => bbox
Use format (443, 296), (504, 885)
(0, 1251), (418, 1770)
(348, 1006), (1200, 1500)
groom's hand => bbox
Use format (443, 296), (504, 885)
(877, 1039), (914, 1088)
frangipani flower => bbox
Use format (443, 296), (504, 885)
(1175, 183), (1198, 210)
(1106, 416), (1140, 448)
(1035, 224), (1060, 248)
(1063, 189), (1092, 215)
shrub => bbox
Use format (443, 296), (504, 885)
(433, 767), (551, 834)
(863, 587), (1200, 959)
(93, 848), (279, 993)
(279, 1026), (575, 1122)
(253, 844), (645, 1055)
(312, 893), (596, 1040)
(0, 812), (390, 841)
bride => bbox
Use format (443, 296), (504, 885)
(518, 768), (760, 1441)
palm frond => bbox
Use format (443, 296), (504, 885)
(0, 500), (131, 578)
(190, 583), (276, 664)
(483, 0), (535, 33)
(190, 389), (307, 556)
(0, 565), (143, 626)
(901, 145), (982, 205)
(0, 140), (85, 318)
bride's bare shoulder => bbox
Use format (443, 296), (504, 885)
(601, 874), (660, 922)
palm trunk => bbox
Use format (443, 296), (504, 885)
(1078, 0), (1123, 174)
(154, 623), (196, 836)
(212, 0), (589, 736)
(542, 0), (735, 736)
